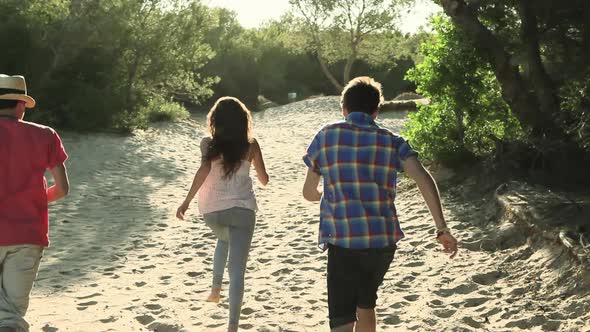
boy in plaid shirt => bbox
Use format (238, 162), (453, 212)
(302, 76), (458, 332)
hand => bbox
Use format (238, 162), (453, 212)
(437, 232), (458, 258)
(176, 202), (190, 220)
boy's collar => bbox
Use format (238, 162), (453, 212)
(345, 112), (377, 127)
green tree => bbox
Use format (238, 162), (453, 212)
(289, 0), (413, 92)
(405, 16), (524, 164)
(435, 0), (590, 154)
(1, 0), (217, 131)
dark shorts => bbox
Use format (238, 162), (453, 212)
(327, 243), (396, 328)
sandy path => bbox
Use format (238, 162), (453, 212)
(27, 97), (589, 331)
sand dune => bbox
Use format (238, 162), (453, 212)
(28, 97), (590, 331)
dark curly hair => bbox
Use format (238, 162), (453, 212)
(206, 96), (252, 178)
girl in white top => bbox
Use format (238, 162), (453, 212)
(176, 97), (268, 332)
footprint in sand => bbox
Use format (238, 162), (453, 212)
(392, 281), (412, 290)
(463, 297), (491, 308)
(301, 266), (323, 272)
(389, 302), (407, 309)
(462, 316), (483, 328)
(147, 322), (182, 332)
(383, 315), (401, 325)
(283, 258), (299, 265)
(145, 304), (162, 311)
(76, 293), (101, 300)
(206, 323), (226, 329)
(434, 283), (479, 297)
(403, 294), (420, 302)
(78, 301), (98, 306)
(433, 308), (456, 318)
(76, 300), (98, 311)
(42, 325), (58, 332)
(99, 316), (118, 323)
(255, 290), (271, 302)
(241, 307), (255, 315)
(271, 268), (292, 276)
(472, 270), (503, 285)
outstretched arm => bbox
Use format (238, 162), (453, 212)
(47, 164), (69, 203)
(251, 139), (269, 186)
(403, 156), (458, 258)
(176, 138), (212, 220)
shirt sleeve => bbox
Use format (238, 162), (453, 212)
(392, 136), (419, 172)
(47, 129), (68, 169)
(303, 131), (322, 174)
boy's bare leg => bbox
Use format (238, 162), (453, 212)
(355, 308), (376, 332)
(227, 323), (238, 332)
(332, 323), (354, 332)
(206, 287), (221, 303)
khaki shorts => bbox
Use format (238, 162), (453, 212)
(0, 245), (43, 331)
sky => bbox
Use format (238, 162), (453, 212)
(204, 0), (441, 33)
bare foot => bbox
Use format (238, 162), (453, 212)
(206, 287), (221, 303)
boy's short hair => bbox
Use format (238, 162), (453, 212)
(0, 100), (19, 110)
(341, 76), (384, 115)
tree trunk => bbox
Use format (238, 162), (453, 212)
(126, 53), (141, 111)
(584, 1), (590, 66)
(343, 56), (354, 86)
(316, 51), (344, 93)
(343, 49), (357, 85)
(518, 0), (560, 117)
(39, 0), (85, 86)
(439, 0), (562, 140)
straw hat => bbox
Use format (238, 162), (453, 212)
(0, 74), (36, 108)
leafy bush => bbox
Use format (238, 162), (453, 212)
(1, 0), (214, 132)
(559, 78), (590, 152)
(403, 16), (525, 165)
(144, 97), (189, 123)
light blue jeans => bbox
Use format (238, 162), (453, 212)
(204, 207), (255, 328)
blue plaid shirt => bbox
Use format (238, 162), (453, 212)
(303, 112), (418, 249)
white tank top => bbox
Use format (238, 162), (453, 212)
(197, 159), (257, 215)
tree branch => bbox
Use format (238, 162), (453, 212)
(518, 0), (559, 116)
(439, 0), (562, 139)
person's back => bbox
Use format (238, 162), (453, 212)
(0, 119), (67, 247)
(0, 74), (69, 332)
(197, 147), (257, 215)
(307, 114), (413, 249)
(176, 96), (268, 332)
(302, 76), (458, 332)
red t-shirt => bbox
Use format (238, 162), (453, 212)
(0, 117), (68, 247)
